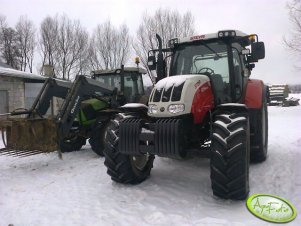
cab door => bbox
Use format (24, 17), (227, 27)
(232, 47), (244, 101)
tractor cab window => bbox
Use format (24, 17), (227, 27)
(122, 73), (144, 102)
(94, 73), (144, 102)
(192, 53), (229, 82)
(170, 42), (231, 103)
(94, 75), (121, 91)
(170, 42), (230, 82)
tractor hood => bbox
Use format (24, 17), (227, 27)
(148, 74), (211, 117)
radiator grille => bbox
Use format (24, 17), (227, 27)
(152, 81), (185, 102)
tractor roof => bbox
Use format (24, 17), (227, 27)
(168, 30), (250, 47)
(92, 67), (147, 75)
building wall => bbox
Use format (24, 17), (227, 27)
(0, 76), (25, 113)
(0, 90), (9, 118)
(1, 75), (64, 117)
(25, 82), (61, 116)
(25, 83), (44, 109)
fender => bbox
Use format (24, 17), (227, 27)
(191, 81), (214, 124)
(244, 79), (264, 109)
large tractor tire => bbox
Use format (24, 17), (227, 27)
(250, 86), (268, 163)
(210, 112), (250, 200)
(59, 135), (86, 153)
(103, 114), (154, 184)
(88, 123), (108, 156)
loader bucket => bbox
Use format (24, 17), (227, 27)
(0, 118), (58, 157)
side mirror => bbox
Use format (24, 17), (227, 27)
(147, 55), (156, 71)
(251, 42), (265, 61)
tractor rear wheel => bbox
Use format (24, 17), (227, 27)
(59, 135), (86, 153)
(210, 112), (250, 200)
(250, 86), (268, 162)
(103, 114), (154, 184)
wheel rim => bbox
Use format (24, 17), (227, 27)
(131, 154), (149, 171)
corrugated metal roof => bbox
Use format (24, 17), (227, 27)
(0, 67), (46, 82)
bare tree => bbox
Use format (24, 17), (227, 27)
(0, 29), (21, 69)
(284, 0), (301, 56)
(0, 15), (20, 69)
(56, 15), (75, 79)
(39, 16), (59, 75)
(89, 20), (131, 70)
(57, 16), (90, 79)
(134, 9), (195, 80)
(15, 15), (36, 72)
(87, 40), (101, 71)
(39, 15), (89, 79)
(116, 24), (131, 67)
(0, 14), (7, 62)
(0, 14), (6, 38)
(72, 25), (90, 75)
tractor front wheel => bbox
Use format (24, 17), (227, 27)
(89, 122), (108, 156)
(59, 135), (86, 153)
(210, 111), (250, 200)
(103, 114), (154, 184)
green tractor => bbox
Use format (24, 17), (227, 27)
(60, 67), (149, 156)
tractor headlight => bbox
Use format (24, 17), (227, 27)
(148, 104), (158, 114)
(218, 30), (236, 38)
(168, 104), (185, 114)
(168, 38), (179, 48)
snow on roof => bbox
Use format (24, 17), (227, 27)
(178, 30), (248, 45)
(121, 103), (148, 109)
(0, 67), (46, 82)
(269, 84), (288, 87)
(93, 67), (147, 75)
(270, 87), (286, 90)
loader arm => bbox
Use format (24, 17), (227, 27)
(0, 77), (71, 117)
(56, 74), (116, 139)
(29, 77), (71, 117)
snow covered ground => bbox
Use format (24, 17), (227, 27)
(0, 97), (300, 226)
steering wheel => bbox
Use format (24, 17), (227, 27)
(197, 67), (215, 76)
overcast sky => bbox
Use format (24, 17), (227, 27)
(2, 0), (300, 84)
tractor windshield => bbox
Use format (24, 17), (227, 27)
(170, 42), (230, 83)
(94, 72), (144, 102)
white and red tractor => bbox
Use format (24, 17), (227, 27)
(103, 30), (268, 200)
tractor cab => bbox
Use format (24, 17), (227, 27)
(92, 67), (147, 104)
(148, 30), (265, 107)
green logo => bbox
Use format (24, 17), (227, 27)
(246, 194), (297, 223)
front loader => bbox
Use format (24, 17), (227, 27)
(0, 66), (149, 157)
(0, 75), (115, 157)
(102, 30), (268, 200)
(0, 77), (71, 156)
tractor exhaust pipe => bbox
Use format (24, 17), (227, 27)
(155, 34), (165, 83)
